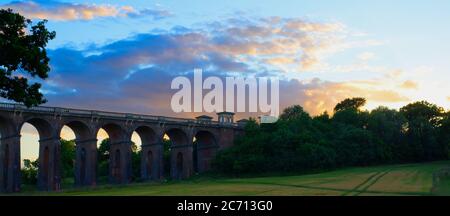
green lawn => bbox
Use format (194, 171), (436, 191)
(13, 161), (450, 196)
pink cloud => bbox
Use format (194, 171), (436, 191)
(1, 1), (172, 21)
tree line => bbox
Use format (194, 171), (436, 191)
(213, 98), (450, 175)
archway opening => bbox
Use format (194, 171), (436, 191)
(58, 125), (76, 188)
(130, 131), (141, 181)
(193, 131), (217, 173)
(162, 133), (171, 179)
(164, 128), (189, 180)
(96, 123), (127, 184)
(96, 128), (110, 184)
(19, 118), (54, 191)
(132, 126), (156, 181)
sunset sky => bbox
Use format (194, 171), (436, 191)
(1, 0), (449, 161)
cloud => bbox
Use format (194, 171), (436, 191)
(126, 8), (173, 20)
(1, 1), (172, 21)
(400, 80), (419, 89)
(279, 78), (410, 115)
(357, 52), (375, 61)
(26, 16), (411, 119)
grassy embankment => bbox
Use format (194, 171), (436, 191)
(14, 161), (450, 196)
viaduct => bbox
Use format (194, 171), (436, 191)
(0, 103), (244, 193)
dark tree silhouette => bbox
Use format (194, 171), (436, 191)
(334, 97), (367, 112)
(213, 98), (450, 176)
(0, 9), (55, 107)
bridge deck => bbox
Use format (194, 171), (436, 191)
(0, 102), (240, 127)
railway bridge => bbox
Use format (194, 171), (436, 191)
(0, 103), (244, 192)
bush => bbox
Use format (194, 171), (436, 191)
(21, 159), (38, 185)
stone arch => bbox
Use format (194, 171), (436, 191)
(132, 125), (160, 181)
(61, 120), (92, 140)
(20, 117), (60, 191)
(193, 130), (218, 173)
(59, 120), (96, 187)
(96, 122), (129, 184)
(98, 122), (127, 143)
(21, 117), (55, 139)
(165, 128), (189, 146)
(164, 127), (191, 179)
(132, 125), (158, 146)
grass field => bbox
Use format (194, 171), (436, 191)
(14, 161), (450, 196)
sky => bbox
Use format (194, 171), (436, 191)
(1, 0), (450, 162)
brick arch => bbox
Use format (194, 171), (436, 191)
(193, 130), (218, 173)
(192, 128), (219, 142)
(96, 122), (127, 143)
(19, 117), (60, 191)
(132, 125), (158, 146)
(59, 120), (96, 187)
(59, 120), (93, 141)
(164, 127), (189, 146)
(131, 125), (161, 181)
(20, 117), (56, 139)
(96, 122), (130, 184)
(163, 127), (192, 179)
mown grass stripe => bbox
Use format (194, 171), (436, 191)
(352, 170), (391, 196)
(341, 171), (385, 196)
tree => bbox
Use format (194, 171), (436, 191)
(400, 101), (446, 161)
(0, 9), (55, 107)
(332, 98), (369, 128)
(439, 112), (450, 158)
(98, 138), (110, 177)
(332, 108), (369, 128)
(279, 105), (310, 121)
(334, 97), (366, 112)
(162, 139), (172, 177)
(367, 107), (405, 162)
(60, 139), (76, 178)
(21, 159), (38, 185)
(131, 141), (141, 181)
(400, 101), (444, 127)
(213, 100), (449, 176)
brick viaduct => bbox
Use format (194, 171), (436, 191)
(0, 103), (244, 193)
